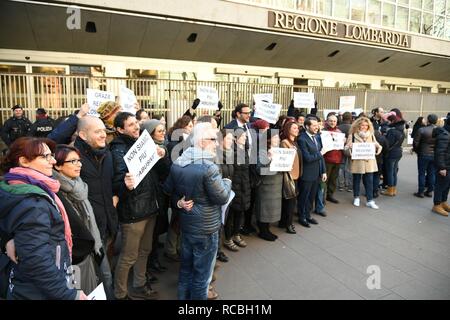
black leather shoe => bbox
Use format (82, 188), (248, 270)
(424, 191), (433, 198)
(414, 192), (425, 198)
(240, 225), (257, 235)
(148, 260), (167, 273)
(306, 218), (318, 225)
(298, 219), (310, 228)
(314, 211), (327, 217)
(145, 272), (159, 284)
(286, 225), (296, 234)
(326, 196), (339, 204)
(217, 251), (229, 263)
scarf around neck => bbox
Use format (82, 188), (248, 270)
(5, 167), (73, 257)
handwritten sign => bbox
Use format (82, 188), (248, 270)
(86, 89), (115, 117)
(197, 86), (219, 110)
(294, 92), (315, 109)
(254, 102), (282, 124)
(253, 93), (273, 104)
(321, 131), (346, 151)
(339, 96), (356, 111)
(120, 85), (137, 114)
(123, 130), (161, 188)
(87, 283), (106, 300)
(270, 148), (296, 172)
(351, 143), (375, 160)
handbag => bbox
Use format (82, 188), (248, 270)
(282, 171), (298, 199)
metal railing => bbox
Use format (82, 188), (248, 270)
(1, 73), (449, 127)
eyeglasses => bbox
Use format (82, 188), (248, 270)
(64, 159), (82, 165)
(204, 138), (217, 141)
(39, 153), (55, 162)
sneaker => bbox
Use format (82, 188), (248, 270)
(346, 188), (353, 192)
(353, 198), (360, 207)
(232, 235), (247, 248)
(338, 187), (344, 191)
(366, 201), (379, 210)
(128, 285), (159, 300)
(224, 239), (239, 252)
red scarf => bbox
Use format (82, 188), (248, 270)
(7, 167), (73, 258)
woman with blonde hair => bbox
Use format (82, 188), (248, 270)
(344, 117), (382, 209)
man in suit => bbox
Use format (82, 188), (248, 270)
(297, 117), (327, 228)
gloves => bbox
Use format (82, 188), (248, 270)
(218, 101), (223, 111)
(191, 98), (200, 110)
(288, 99), (294, 109)
(94, 247), (105, 266)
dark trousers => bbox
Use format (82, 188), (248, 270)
(243, 186), (257, 228)
(281, 197), (296, 227)
(373, 171), (381, 194)
(225, 208), (243, 240)
(297, 178), (319, 221)
(353, 173), (374, 201)
(417, 154), (436, 193)
(433, 171), (450, 205)
(325, 162), (340, 197)
(385, 157), (401, 187)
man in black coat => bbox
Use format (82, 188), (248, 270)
(74, 115), (117, 299)
(29, 108), (55, 138)
(1, 105), (31, 145)
(297, 117), (327, 228)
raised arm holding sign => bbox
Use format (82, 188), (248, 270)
(253, 102), (282, 124)
(196, 86), (219, 110)
(86, 88), (115, 117)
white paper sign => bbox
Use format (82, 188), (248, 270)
(253, 102), (282, 124)
(339, 96), (356, 111)
(323, 109), (340, 119)
(407, 128), (413, 145)
(86, 89), (115, 117)
(221, 190), (235, 225)
(253, 93), (273, 104)
(294, 92), (315, 109)
(87, 283), (107, 300)
(120, 85), (137, 114)
(197, 86), (219, 110)
(321, 131), (346, 151)
(270, 148), (296, 172)
(123, 130), (161, 188)
(351, 143), (376, 160)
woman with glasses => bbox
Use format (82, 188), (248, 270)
(52, 144), (103, 296)
(0, 137), (87, 299)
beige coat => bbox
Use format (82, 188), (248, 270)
(345, 132), (382, 174)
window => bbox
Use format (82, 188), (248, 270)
(447, 18), (450, 38)
(398, 0), (409, 5)
(433, 15), (446, 37)
(410, 9), (422, 32)
(423, 0), (433, 11)
(351, 0), (366, 21)
(396, 6), (409, 30)
(435, 0), (446, 14)
(32, 66), (66, 75)
(127, 69), (157, 78)
(368, 0), (382, 24)
(0, 64), (26, 73)
(335, 0), (350, 19)
(382, 2), (395, 28)
(297, 0), (314, 12)
(410, 0), (422, 9)
(422, 12), (433, 34)
(316, 0), (333, 16)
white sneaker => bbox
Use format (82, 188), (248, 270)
(366, 201), (379, 210)
(353, 198), (360, 207)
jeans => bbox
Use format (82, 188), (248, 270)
(433, 170), (450, 205)
(178, 231), (219, 300)
(338, 157), (353, 190)
(373, 171), (381, 194)
(353, 173), (374, 201)
(417, 155), (436, 193)
(385, 157), (401, 187)
(315, 181), (326, 213)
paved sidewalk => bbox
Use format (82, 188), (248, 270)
(155, 153), (450, 300)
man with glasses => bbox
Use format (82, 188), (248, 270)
(163, 122), (232, 300)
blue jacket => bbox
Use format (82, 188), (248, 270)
(163, 147), (232, 235)
(298, 131), (326, 181)
(385, 120), (406, 159)
(0, 181), (78, 300)
(48, 114), (79, 144)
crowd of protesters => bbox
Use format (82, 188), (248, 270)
(0, 98), (449, 301)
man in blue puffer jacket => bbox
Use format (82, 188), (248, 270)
(163, 122), (232, 300)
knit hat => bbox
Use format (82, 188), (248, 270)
(97, 101), (120, 121)
(141, 119), (161, 135)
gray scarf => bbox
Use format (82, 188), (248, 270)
(53, 170), (103, 254)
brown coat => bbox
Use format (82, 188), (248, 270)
(281, 139), (302, 180)
(345, 132), (382, 174)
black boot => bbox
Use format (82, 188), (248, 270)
(257, 222), (276, 242)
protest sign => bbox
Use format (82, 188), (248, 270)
(407, 128), (413, 145)
(270, 148), (296, 172)
(321, 131), (346, 152)
(253, 102), (282, 124)
(120, 85), (137, 114)
(86, 89), (115, 117)
(123, 130), (161, 188)
(293, 92), (315, 109)
(339, 96), (356, 111)
(323, 109), (340, 119)
(351, 143), (376, 160)
(253, 93), (273, 104)
(197, 86), (219, 110)
(87, 283), (106, 300)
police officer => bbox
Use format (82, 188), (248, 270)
(1, 105), (31, 146)
(29, 108), (55, 138)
